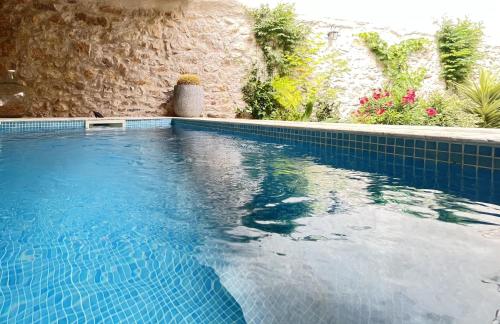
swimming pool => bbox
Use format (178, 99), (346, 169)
(0, 122), (499, 323)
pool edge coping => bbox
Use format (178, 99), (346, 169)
(1, 116), (500, 145)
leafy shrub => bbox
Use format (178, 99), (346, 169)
(270, 76), (302, 120)
(241, 68), (280, 119)
(268, 40), (347, 121)
(352, 88), (422, 125)
(315, 100), (340, 122)
(437, 19), (483, 88)
(358, 32), (428, 92)
(418, 92), (479, 127)
(456, 69), (500, 128)
(177, 74), (201, 86)
(244, 4), (347, 122)
(250, 3), (309, 76)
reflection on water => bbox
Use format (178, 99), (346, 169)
(1, 127), (499, 324)
(172, 126), (500, 323)
(241, 159), (312, 235)
(365, 179), (500, 225)
(173, 126), (500, 237)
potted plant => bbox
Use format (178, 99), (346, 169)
(173, 74), (204, 117)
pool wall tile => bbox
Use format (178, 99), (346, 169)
(2, 118), (498, 191)
(0, 120), (85, 131)
(0, 118), (171, 132)
(172, 119), (500, 188)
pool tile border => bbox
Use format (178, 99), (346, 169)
(0, 118), (171, 131)
(1, 117), (499, 190)
(172, 119), (500, 193)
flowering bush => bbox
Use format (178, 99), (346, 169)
(419, 92), (479, 127)
(353, 88), (425, 124)
(352, 88), (479, 127)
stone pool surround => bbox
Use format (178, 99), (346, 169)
(1, 117), (499, 199)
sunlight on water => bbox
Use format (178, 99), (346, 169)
(0, 127), (499, 323)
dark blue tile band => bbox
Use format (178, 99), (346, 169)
(172, 119), (500, 190)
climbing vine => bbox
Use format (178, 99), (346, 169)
(358, 32), (429, 92)
(436, 19), (483, 88)
(249, 3), (309, 76)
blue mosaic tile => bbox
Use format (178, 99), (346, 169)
(405, 139), (415, 148)
(0, 118), (172, 132)
(464, 154), (477, 166)
(172, 119), (498, 186)
(450, 143), (462, 153)
(437, 162), (449, 177)
(415, 149), (425, 158)
(464, 144), (477, 155)
(438, 142), (449, 152)
(494, 170), (500, 183)
(414, 158), (424, 169)
(478, 156), (493, 168)
(478, 168), (492, 181)
(415, 140), (425, 149)
(426, 141), (437, 150)
(479, 146), (493, 156)
(450, 153), (463, 164)
(425, 150), (436, 160)
(437, 151), (449, 162)
(463, 165), (477, 179)
(0, 120), (85, 132)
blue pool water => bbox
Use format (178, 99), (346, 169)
(0, 126), (499, 323)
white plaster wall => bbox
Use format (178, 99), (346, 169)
(238, 0), (500, 115)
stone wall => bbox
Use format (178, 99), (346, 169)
(1, 0), (499, 118)
(311, 19), (500, 115)
(0, 0), (259, 117)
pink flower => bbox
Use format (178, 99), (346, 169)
(402, 89), (416, 105)
(426, 107), (437, 117)
(376, 108), (386, 116)
(359, 97), (369, 105)
(372, 89), (383, 100)
(384, 91), (391, 97)
(385, 101), (393, 107)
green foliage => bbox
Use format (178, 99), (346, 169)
(301, 101), (314, 121)
(268, 37), (348, 121)
(315, 100), (340, 122)
(456, 69), (500, 128)
(418, 92), (479, 127)
(241, 68), (280, 119)
(250, 3), (309, 76)
(358, 32), (428, 91)
(243, 4), (347, 122)
(436, 19), (483, 88)
(351, 88), (478, 127)
(270, 76), (302, 120)
(355, 31), (481, 127)
(285, 37), (347, 105)
(352, 88), (421, 125)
